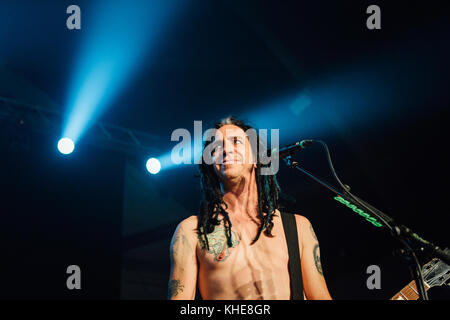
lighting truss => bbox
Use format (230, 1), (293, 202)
(0, 96), (162, 156)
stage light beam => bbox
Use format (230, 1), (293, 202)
(63, 0), (183, 145)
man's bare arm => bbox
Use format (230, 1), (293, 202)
(168, 216), (198, 300)
(296, 215), (332, 300)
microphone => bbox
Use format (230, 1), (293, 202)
(270, 140), (314, 158)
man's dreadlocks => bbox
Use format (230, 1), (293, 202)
(197, 116), (282, 250)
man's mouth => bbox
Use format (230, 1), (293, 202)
(222, 158), (241, 164)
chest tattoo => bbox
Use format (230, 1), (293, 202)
(199, 226), (240, 262)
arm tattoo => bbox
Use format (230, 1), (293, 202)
(168, 228), (192, 299)
(310, 224), (324, 276)
(181, 234), (191, 250)
(171, 229), (192, 258)
(168, 279), (184, 299)
(313, 243), (323, 276)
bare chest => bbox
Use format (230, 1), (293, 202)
(196, 216), (291, 299)
(196, 217), (289, 270)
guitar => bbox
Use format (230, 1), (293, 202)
(391, 255), (450, 300)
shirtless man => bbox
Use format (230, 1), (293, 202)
(168, 117), (332, 300)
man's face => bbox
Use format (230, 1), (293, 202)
(211, 124), (256, 182)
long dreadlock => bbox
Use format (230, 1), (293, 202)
(197, 116), (282, 250)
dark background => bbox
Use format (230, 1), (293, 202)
(0, 0), (449, 299)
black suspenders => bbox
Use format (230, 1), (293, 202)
(280, 211), (304, 300)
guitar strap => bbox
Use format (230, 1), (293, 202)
(280, 211), (304, 300)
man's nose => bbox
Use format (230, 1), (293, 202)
(222, 139), (236, 156)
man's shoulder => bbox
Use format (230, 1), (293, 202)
(293, 213), (311, 227)
(277, 210), (311, 227)
(176, 215), (199, 234)
(180, 214), (198, 224)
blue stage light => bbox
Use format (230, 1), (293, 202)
(146, 158), (161, 174)
(57, 137), (75, 155)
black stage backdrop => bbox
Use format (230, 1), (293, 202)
(0, 0), (449, 301)
(0, 127), (124, 299)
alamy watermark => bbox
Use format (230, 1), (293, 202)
(66, 264), (81, 290)
(366, 5), (381, 30)
(66, 5), (81, 30)
(170, 121), (280, 175)
(366, 265), (381, 290)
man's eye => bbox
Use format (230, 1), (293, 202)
(233, 138), (243, 144)
(211, 142), (223, 155)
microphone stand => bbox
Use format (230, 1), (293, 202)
(281, 147), (450, 300)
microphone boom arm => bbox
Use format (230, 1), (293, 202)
(281, 141), (450, 300)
